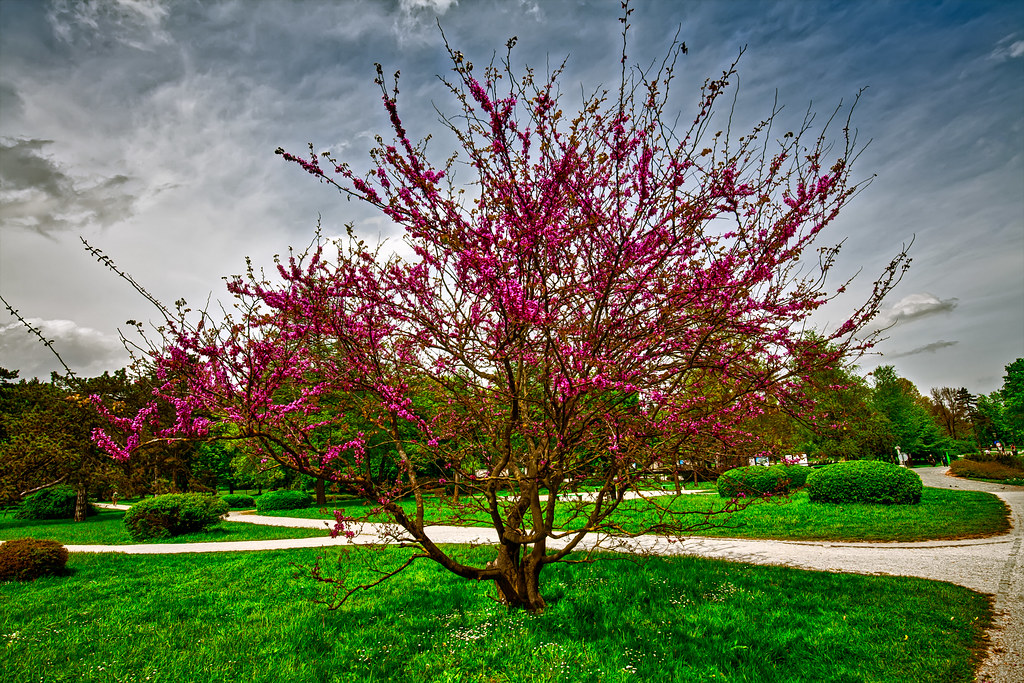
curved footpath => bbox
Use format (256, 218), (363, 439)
(71, 468), (1023, 681)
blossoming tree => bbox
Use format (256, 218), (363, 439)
(94, 16), (908, 612)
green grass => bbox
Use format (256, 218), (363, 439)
(0, 545), (991, 682)
(0, 510), (329, 545)
(608, 487), (1011, 542)
(260, 487), (1010, 542)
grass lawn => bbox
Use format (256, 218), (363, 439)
(261, 487), (1010, 542)
(0, 545), (992, 683)
(0, 510), (329, 545)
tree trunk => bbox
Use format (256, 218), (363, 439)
(315, 478), (326, 506)
(492, 544), (546, 613)
(74, 484), (88, 522)
(672, 462), (681, 495)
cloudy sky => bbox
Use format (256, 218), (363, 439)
(1, 0), (1021, 395)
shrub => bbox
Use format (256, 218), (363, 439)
(717, 465), (794, 498)
(0, 538), (69, 581)
(776, 464), (810, 488)
(967, 451), (1024, 470)
(122, 494), (229, 540)
(950, 459), (1024, 482)
(220, 494), (256, 509)
(806, 460), (922, 505)
(14, 487), (95, 520)
(255, 490), (313, 513)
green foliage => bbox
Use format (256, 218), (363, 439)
(717, 465), (797, 498)
(220, 494), (256, 509)
(871, 365), (951, 459)
(122, 494), (229, 540)
(791, 358), (893, 461)
(0, 538), (68, 581)
(777, 464), (810, 488)
(974, 359), (1024, 449)
(806, 460), (922, 505)
(14, 486), (94, 520)
(255, 489), (312, 513)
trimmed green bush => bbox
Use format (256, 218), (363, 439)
(777, 464), (810, 489)
(806, 460), (922, 505)
(15, 487), (95, 520)
(220, 494), (256, 509)
(122, 494), (229, 540)
(0, 538), (69, 581)
(718, 465), (792, 498)
(255, 490), (313, 513)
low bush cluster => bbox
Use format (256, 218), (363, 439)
(965, 451), (1024, 470)
(950, 459), (1024, 482)
(0, 538), (69, 581)
(717, 465), (807, 498)
(220, 494), (257, 509)
(255, 490), (313, 513)
(14, 487), (95, 520)
(122, 494), (229, 540)
(806, 460), (922, 505)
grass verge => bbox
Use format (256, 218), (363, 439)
(0, 510), (329, 545)
(260, 487), (1010, 542)
(0, 545), (992, 683)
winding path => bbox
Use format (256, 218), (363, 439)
(71, 468), (1024, 681)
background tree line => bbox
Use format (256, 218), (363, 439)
(2, 357), (1021, 519)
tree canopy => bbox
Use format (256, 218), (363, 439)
(93, 13), (908, 611)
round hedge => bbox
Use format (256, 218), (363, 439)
(718, 465), (800, 498)
(255, 490), (312, 513)
(806, 460), (922, 505)
(0, 538), (69, 581)
(777, 464), (810, 489)
(123, 493), (229, 540)
(15, 487), (95, 520)
(220, 494), (256, 509)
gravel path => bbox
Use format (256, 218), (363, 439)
(73, 468), (1024, 680)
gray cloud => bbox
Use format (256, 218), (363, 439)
(0, 317), (129, 379)
(47, 0), (171, 51)
(400, 0), (458, 13)
(872, 293), (959, 330)
(0, 82), (22, 120)
(0, 138), (137, 235)
(888, 340), (960, 359)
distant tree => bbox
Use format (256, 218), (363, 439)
(871, 366), (949, 461)
(94, 13), (908, 611)
(1001, 359), (1024, 447)
(974, 359), (1024, 450)
(928, 386), (975, 444)
(790, 360), (891, 461)
(0, 369), (128, 519)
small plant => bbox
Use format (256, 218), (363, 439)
(220, 494), (257, 509)
(0, 538), (69, 581)
(806, 460), (922, 505)
(717, 465), (796, 498)
(122, 494), (229, 540)
(255, 490), (313, 513)
(14, 487), (94, 520)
